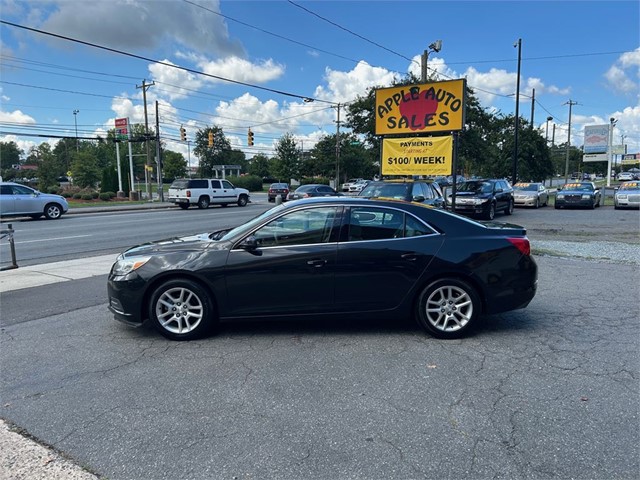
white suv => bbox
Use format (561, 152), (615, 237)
(168, 178), (250, 209)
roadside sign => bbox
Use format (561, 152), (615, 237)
(115, 117), (129, 141)
(381, 136), (453, 175)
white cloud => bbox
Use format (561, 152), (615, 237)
(149, 60), (204, 101)
(193, 56), (285, 85)
(0, 109), (36, 123)
(38, 0), (244, 57)
(314, 61), (398, 104)
(605, 48), (640, 95)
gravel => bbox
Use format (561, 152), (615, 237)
(532, 239), (640, 265)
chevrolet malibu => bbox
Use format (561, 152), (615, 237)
(108, 197), (538, 341)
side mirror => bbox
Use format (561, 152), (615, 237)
(238, 235), (258, 250)
(412, 195), (425, 202)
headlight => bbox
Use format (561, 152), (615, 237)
(618, 194), (628, 199)
(557, 194), (565, 199)
(581, 194), (591, 199)
(473, 198), (487, 205)
(112, 255), (151, 276)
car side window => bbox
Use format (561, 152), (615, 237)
(252, 207), (338, 247)
(13, 185), (33, 195)
(1, 185), (12, 195)
(221, 180), (233, 189)
(318, 186), (333, 194)
(348, 207), (405, 241)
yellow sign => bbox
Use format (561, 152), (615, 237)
(375, 79), (466, 135)
(382, 136), (453, 176)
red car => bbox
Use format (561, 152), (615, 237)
(267, 183), (289, 202)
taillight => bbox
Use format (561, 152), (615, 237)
(269, 189), (274, 193)
(186, 190), (191, 198)
(507, 237), (530, 256)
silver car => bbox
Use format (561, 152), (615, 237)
(614, 181), (640, 209)
(0, 182), (69, 219)
(513, 182), (548, 208)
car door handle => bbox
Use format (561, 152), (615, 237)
(307, 259), (327, 267)
(401, 252), (419, 261)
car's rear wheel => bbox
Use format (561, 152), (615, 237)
(534, 198), (539, 208)
(416, 278), (480, 339)
(237, 195), (248, 207)
(197, 196), (210, 209)
(148, 279), (215, 341)
(44, 203), (63, 220)
(179, 203), (189, 210)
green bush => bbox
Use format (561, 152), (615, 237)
(91, 191), (99, 199)
(227, 175), (263, 192)
(99, 193), (111, 201)
(81, 193), (94, 201)
(103, 191), (116, 199)
(72, 193), (83, 199)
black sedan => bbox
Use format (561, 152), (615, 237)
(108, 197), (538, 341)
(287, 184), (340, 200)
(447, 179), (514, 220)
(554, 182), (601, 209)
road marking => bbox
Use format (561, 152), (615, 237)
(16, 234), (92, 244)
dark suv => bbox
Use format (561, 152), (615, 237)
(358, 180), (445, 208)
(447, 179), (514, 220)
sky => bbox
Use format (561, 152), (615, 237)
(1, 0), (639, 168)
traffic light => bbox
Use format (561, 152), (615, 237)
(247, 128), (254, 146)
(208, 131), (214, 147)
(179, 126), (186, 141)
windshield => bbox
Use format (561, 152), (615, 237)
(219, 204), (286, 241)
(619, 182), (640, 190)
(458, 181), (493, 193)
(360, 183), (410, 199)
(514, 183), (538, 191)
(562, 183), (593, 191)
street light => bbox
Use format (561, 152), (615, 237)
(73, 109), (79, 151)
(512, 38), (522, 185)
(421, 40), (442, 82)
(545, 116), (553, 142)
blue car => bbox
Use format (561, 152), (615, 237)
(554, 182), (601, 209)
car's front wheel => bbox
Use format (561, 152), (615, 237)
(483, 202), (496, 220)
(148, 279), (215, 341)
(504, 199), (514, 215)
(44, 203), (63, 220)
(416, 278), (480, 339)
(237, 195), (248, 207)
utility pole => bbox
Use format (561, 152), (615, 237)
(137, 79), (155, 200)
(335, 103), (341, 189)
(530, 88), (535, 129)
(155, 101), (164, 201)
(512, 38), (522, 185)
(563, 100), (578, 184)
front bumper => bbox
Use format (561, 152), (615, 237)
(107, 272), (147, 326)
(555, 196), (595, 208)
(514, 196), (537, 206)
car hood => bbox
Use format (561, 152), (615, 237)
(122, 232), (228, 257)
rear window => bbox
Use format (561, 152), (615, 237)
(270, 183), (288, 189)
(170, 179), (190, 189)
(360, 183), (410, 200)
(170, 179), (208, 189)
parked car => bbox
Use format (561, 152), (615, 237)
(554, 182), (601, 209)
(340, 178), (364, 192)
(617, 172), (634, 182)
(287, 184), (340, 200)
(513, 182), (548, 208)
(447, 179), (514, 220)
(107, 197), (538, 341)
(167, 178), (250, 209)
(0, 182), (69, 220)
(614, 181), (640, 209)
(358, 180), (445, 208)
(267, 183), (289, 202)
(347, 179), (370, 194)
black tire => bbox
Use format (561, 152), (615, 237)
(590, 200), (596, 209)
(44, 203), (63, 220)
(504, 199), (514, 215)
(237, 195), (248, 207)
(416, 278), (480, 339)
(483, 202), (496, 220)
(534, 198), (540, 209)
(179, 203), (190, 210)
(197, 196), (210, 209)
(554, 204), (560, 209)
(614, 205), (620, 210)
(148, 279), (215, 341)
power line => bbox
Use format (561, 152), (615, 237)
(0, 20), (336, 105)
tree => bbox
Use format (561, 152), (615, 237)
(271, 133), (300, 182)
(0, 141), (23, 170)
(70, 151), (100, 188)
(27, 143), (64, 190)
(161, 150), (187, 181)
(248, 154), (271, 179)
(193, 126), (230, 177)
